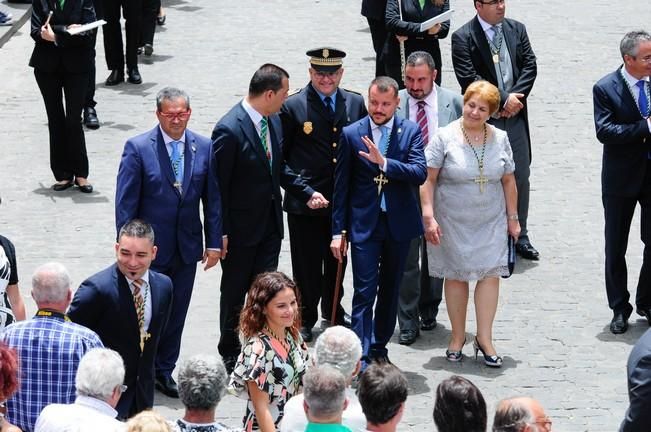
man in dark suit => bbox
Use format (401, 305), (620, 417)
(212, 63), (289, 372)
(593, 30), (651, 334)
(395, 51), (462, 345)
(621, 328), (651, 431)
(361, 0), (388, 77)
(331, 76), (427, 366)
(451, 0), (539, 260)
(115, 87), (222, 396)
(280, 48), (367, 341)
(102, 0), (143, 85)
(68, 220), (173, 419)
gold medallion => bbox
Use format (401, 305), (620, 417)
(323, 48), (329, 58)
(492, 54), (499, 64)
(303, 121), (313, 134)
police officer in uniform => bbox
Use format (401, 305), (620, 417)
(280, 48), (367, 341)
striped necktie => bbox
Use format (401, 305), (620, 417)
(132, 279), (145, 334)
(170, 141), (184, 186)
(416, 101), (429, 145)
(637, 80), (650, 117)
(260, 116), (272, 168)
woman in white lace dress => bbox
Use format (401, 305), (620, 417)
(421, 81), (520, 368)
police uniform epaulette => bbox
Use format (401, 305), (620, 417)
(342, 88), (362, 96)
(287, 88), (302, 97)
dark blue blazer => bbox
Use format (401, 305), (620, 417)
(621, 328), (651, 431)
(211, 102), (284, 247)
(594, 69), (651, 197)
(115, 127), (223, 266)
(332, 115), (427, 243)
(68, 264), (173, 418)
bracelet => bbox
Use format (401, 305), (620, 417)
(507, 214), (519, 220)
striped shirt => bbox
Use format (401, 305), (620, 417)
(1, 314), (103, 432)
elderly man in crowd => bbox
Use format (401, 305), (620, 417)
(357, 363), (408, 432)
(281, 326), (365, 432)
(492, 397), (552, 432)
(1, 263), (104, 432)
(35, 348), (127, 431)
(173, 354), (240, 432)
(302, 366), (350, 432)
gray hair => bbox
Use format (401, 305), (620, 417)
(76, 348), (125, 401)
(406, 51), (436, 71)
(156, 87), (191, 111)
(31, 262), (71, 304)
(492, 398), (536, 432)
(370, 76), (399, 97)
(118, 219), (155, 245)
(178, 355), (228, 411)
(620, 30), (651, 59)
(303, 366), (347, 419)
(314, 326), (361, 378)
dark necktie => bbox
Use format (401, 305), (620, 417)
(637, 80), (650, 117)
(324, 96), (335, 118)
(416, 101), (429, 145)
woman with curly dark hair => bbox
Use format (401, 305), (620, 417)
(0, 342), (20, 432)
(228, 272), (309, 432)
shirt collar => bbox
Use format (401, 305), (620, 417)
(241, 98), (264, 125)
(408, 85), (438, 110)
(158, 125), (186, 146)
(477, 14), (499, 33)
(75, 395), (118, 419)
(621, 65), (650, 86)
(125, 270), (150, 287)
(371, 116), (395, 133)
(312, 85), (337, 106)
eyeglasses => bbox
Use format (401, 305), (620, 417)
(479, 0), (505, 5)
(314, 71), (339, 79)
(158, 110), (191, 121)
(633, 55), (651, 64)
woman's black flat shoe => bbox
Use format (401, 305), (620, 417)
(74, 180), (93, 194)
(52, 181), (73, 191)
(156, 14), (166, 25)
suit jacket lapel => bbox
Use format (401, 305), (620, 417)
(470, 17), (498, 82)
(502, 19), (518, 74)
(115, 266), (140, 337)
(616, 71), (641, 116)
(153, 129), (181, 198)
(181, 130), (196, 198)
(307, 85), (332, 123)
(147, 273), (160, 337)
(388, 117), (403, 159)
(437, 88), (454, 125)
(269, 116), (281, 176)
(334, 89), (348, 125)
(237, 105), (271, 172)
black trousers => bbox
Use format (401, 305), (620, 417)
(288, 213), (347, 329)
(102, 0), (142, 70)
(603, 168), (651, 315)
(218, 207), (281, 359)
(34, 68), (89, 181)
(140, 0), (160, 46)
(366, 16), (388, 78)
(85, 30), (97, 108)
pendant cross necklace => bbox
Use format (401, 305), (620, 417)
(461, 122), (488, 193)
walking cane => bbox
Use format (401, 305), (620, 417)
(330, 230), (347, 325)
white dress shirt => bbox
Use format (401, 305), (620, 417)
(35, 395), (125, 432)
(407, 87), (439, 145)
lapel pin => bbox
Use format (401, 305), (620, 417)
(398, 128), (402, 133)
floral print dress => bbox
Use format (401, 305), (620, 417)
(228, 332), (309, 431)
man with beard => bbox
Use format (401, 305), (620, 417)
(280, 48), (367, 341)
(395, 51), (462, 345)
(331, 76), (426, 367)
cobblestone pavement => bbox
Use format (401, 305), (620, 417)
(1, 1), (650, 430)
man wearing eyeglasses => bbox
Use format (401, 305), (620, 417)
(492, 397), (552, 432)
(451, 0), (539, 261)
(594, 31), (651, 335)
(114, 87), (222, 398)
(279, 48), (367, 342)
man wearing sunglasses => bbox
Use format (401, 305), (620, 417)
(451, 0), (539, 261)
(114, 87), (223, 398)
(280, 48), (367, 342)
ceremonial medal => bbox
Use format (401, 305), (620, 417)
(493, 54), (499, 64)
(303, 122), (313, 135)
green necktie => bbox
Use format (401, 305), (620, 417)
(260, 117), (271, 168)
(58, 0), (65, 9)
(418, 0), (425, 9)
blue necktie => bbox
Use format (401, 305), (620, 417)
(379, 126), (389, 211)
(170, 141), (184, 186)
(637, 80), (649, 117)
(324, 96), (334, 118)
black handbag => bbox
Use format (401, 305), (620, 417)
(502, 236), (516, 278)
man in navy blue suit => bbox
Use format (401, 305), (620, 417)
(594, 31), (651, 334)
(68, 220), (173, 419)
(115, 87), (222, 396)
(331, 76), (427, 366)
(211, 64), (289, 373)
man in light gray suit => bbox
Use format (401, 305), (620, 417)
(395, 51), (462, 345)
(621, 327), (651, 431)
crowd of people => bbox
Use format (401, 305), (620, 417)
(1, 0), (651, 430)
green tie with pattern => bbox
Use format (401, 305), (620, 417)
(260, 117), (271, 168)
(419, 0), (425, 9)
(58, 0), (65, 9)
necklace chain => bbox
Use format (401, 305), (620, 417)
(460, 122), (488, 170)
(264, 324), (290, 351)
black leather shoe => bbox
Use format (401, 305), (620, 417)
(398, 329), (419, 345)
(143, 44), (154, 56)
(300, 326), (313, 343)
(337, 312), (351, 328)
(515, 242), (540, 261)
(74, 179), (93, 193)
(52, 180), (73, 191)
(83, 107), (100, 130)
(637, 308), (651, 326)
(610, 312), (629, 334)
(105, 69), (124, 86)
(420, 318), (437, 331)
(155, 375), (179, 398)
(223, 355), (237, 375)
(157, 14), (166, 25)
(127, 68), (142, 84)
